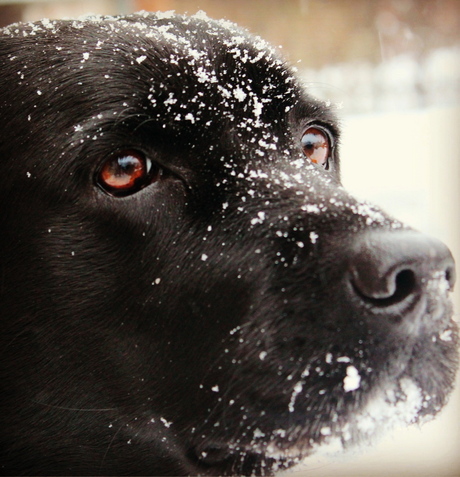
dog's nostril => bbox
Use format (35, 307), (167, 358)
(394, 269), (417, 299)
(353, 268), (417, 307)
(445, 265), (456, 290)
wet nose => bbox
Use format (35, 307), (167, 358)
(349, 230), (455, 310)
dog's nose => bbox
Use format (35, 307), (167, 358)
(348, 230), (455, 311)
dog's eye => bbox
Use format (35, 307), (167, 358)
(301, 127), (331, 168)
(98, 150), (160, 196)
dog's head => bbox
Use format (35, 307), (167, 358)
(0, 12), (457, 475)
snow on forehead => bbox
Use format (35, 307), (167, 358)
(107, 12), (294, 138)
(2, 10), (279, 62)
(2, 11), (291, 102)
(122, 11), (284, 73)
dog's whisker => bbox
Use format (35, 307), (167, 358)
(31, 400), (117, 412)
(100, 423), (124, 472)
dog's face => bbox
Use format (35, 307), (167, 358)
(0, 12), (458, 476)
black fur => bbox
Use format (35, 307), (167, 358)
(0, 12), (457, 476)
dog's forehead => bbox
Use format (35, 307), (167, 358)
(1, 11), (318, 130)
(1, 12), (289, 87)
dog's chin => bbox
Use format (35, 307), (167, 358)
(269, 349), (457, 469)
(247, 378), (432, 474)
(190, 319), (458, 475)
(191, 378), (447, 475)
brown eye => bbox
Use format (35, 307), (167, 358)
(98, 150), (159, 196)
(301, 127), (331, 168)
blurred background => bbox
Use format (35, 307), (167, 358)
(1, 1), (459, 476)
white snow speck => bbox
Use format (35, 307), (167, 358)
(211, 385), (219, 393)
(253, 97), (263, 118)
(192, 10), (210, 20)
(301, 204), (321, 214)
(160, 417), (172, 428)
(259, 351), (267, 361)
(136, 55), (147, 64)
(185, 113), (195, 123)
(343, 365), (361, 392)
(309, 231), (319, 244)
(229, 326), (241, 335)
(288, 381), (303, 412)
(233, 87), (247, 101)
(164, 93), (177, 106)
(251, 211), (266, 225)
(201, 254), (208, 261)
(301, 366), (310, 378)
(253, 428), (265, 438)
(155, 10), (175, 20)
(439, 329), (453, 341)
(273, 428), (286, 438)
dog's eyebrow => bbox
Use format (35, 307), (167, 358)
(291, 97), (341, 134)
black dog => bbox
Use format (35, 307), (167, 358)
(0, 11), (458, 476)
